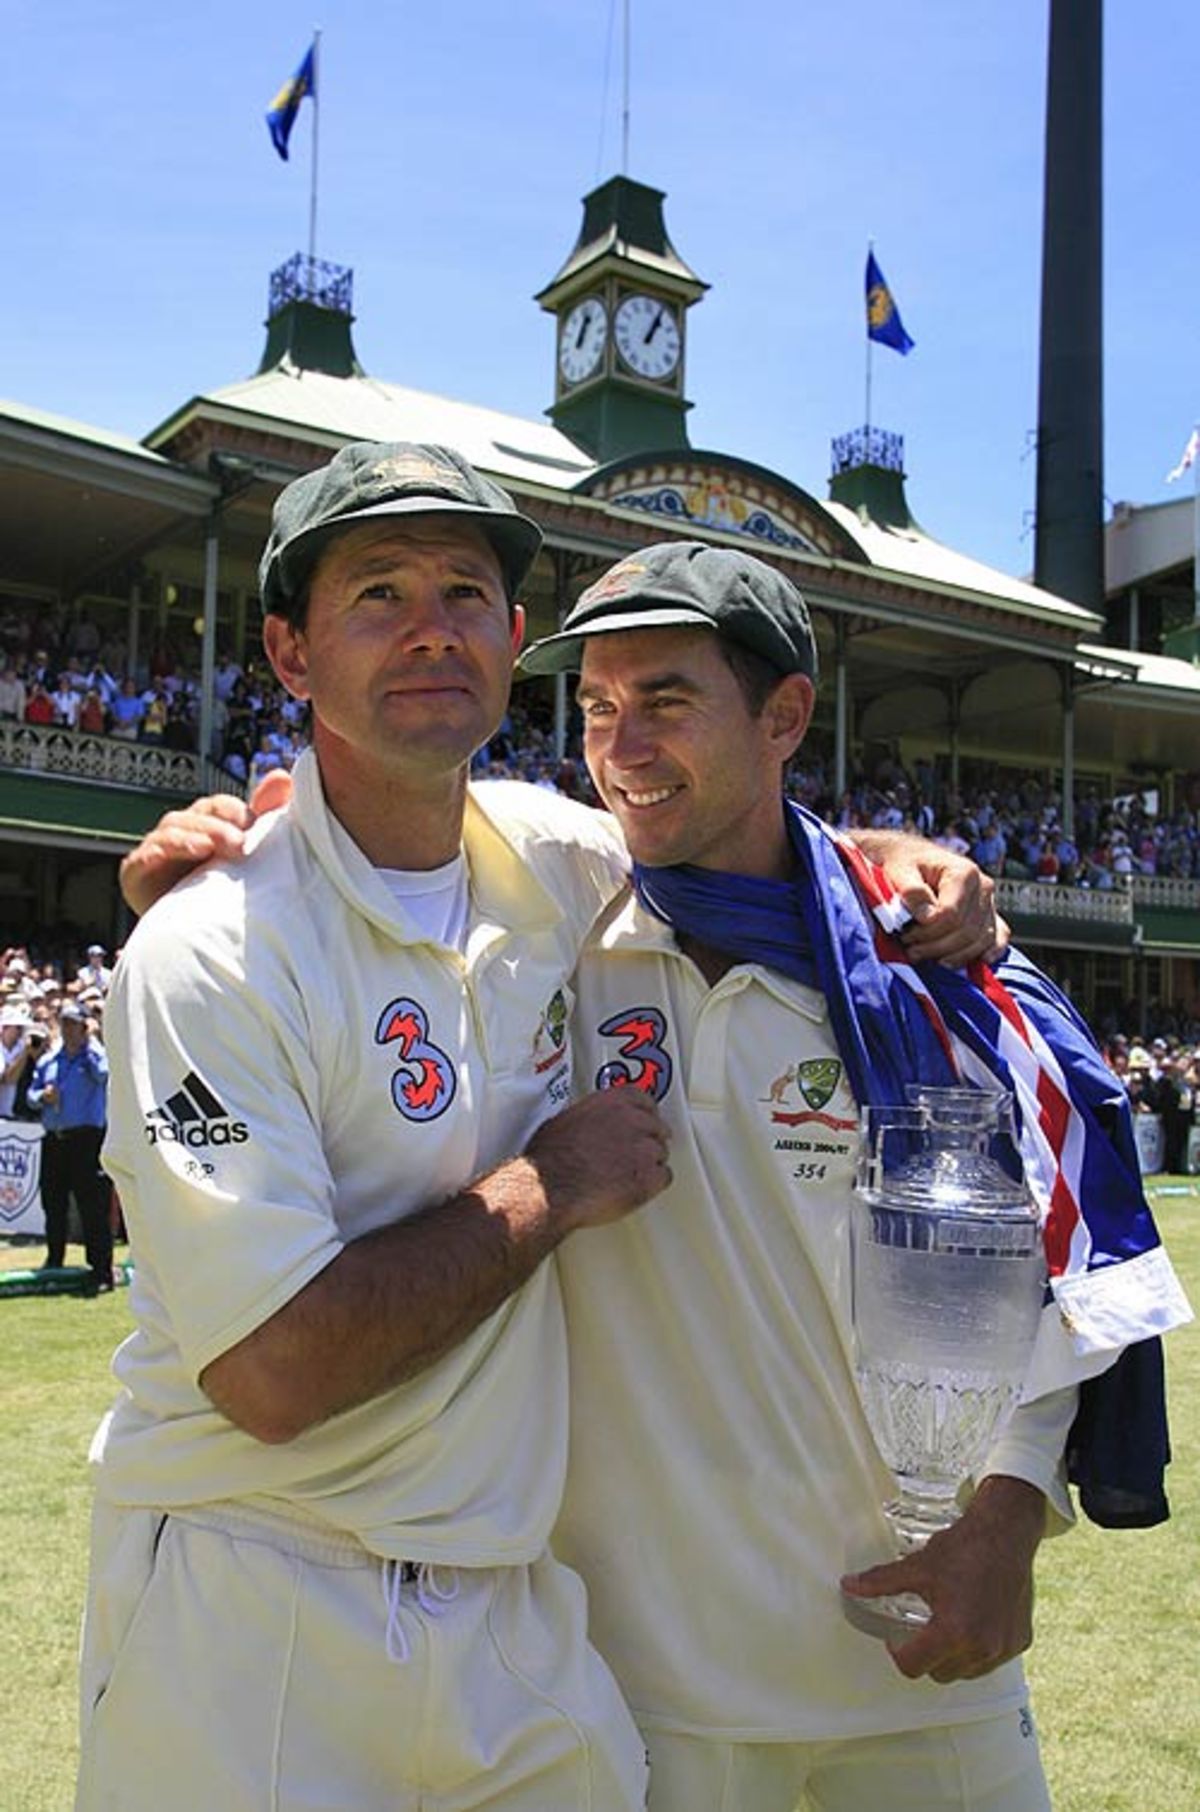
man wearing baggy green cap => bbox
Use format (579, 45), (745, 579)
(76, 442), (673, 1812)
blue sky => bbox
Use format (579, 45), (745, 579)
(2, 1), (1194, 577)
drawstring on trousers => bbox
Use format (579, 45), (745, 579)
(381, 1560), (461, 1663)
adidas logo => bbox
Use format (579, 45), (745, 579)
(144, 1071), (250, 1148)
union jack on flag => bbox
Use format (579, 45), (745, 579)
(632, 800), (1192, 1522)
(785, 806), (1192, 1400)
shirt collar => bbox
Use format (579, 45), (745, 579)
(287, 749), (562, 945)
(587, 882), (828, 1021)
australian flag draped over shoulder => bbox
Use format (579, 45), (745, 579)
(866, 250), (915, 355)
(266, 41), (316, 161)
(792, 805), (1192, 1526)
(634, 801), (1192, 1525)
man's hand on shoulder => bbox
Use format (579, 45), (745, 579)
(849, 829), (1008, 968)
(121, 770), (295, 917)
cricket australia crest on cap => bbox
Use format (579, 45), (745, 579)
(361, 451), (472, 502)
(585, 558), (649, 603)
(260, 439), (544, 615)
(520, 537), (818, 678)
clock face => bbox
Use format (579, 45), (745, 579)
(613, 293), (681, 381)
(559, 297), (608, 385)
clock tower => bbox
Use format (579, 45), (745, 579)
(536, 175), (707, 463)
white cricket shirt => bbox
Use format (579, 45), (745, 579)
(94, 753), (626, 1565)
(555, 888), (1075, 1740)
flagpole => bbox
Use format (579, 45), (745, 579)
(865, 336), (873, 438)
(621, 0), (631, 174)
(308, 29), (321, 271)
(865, 241), (873, 437)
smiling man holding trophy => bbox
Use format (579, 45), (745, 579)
(521, 540), (1191, 1812)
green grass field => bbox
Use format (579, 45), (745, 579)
(2, 1188), (1197, 1811)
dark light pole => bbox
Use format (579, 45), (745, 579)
(1034, 0), (1104, 615)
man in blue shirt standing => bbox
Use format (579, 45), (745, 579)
(27, 1001), (111, 1292)
(972, 822), (1008, 879)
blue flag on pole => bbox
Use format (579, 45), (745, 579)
(266, 42), (316, 161)
(865, 250), (914, 355)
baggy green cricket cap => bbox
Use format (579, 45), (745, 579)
(519, 539), (818, 681)
(259, 441), (543, 615)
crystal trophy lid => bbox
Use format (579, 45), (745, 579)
(857, 1084), (1040, 1227)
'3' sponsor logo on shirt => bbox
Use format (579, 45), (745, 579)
(594, 1007), (674, 1102)
(375, 997), (457, 1122)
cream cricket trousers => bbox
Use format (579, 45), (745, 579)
(643, 1713), (1053, 1812)
(75, 1499), (648, 1811)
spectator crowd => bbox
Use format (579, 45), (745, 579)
(3, 602), (1199, 881)
(2, 609), (1200, 1182)
(471, 714), (1200, 889)
(780, 757), (1200, 888)
(0, 604), (310, 786)
(1099, 1033), (1200, 1176)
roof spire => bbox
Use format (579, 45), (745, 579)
(257, 252), (364, 378)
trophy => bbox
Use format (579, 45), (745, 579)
(842, 1085), (1047, 1641)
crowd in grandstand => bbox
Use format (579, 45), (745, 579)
(779, 756), (1200, 886)
(0, 609), (309, 786)
(472, 722), (1200, 886)
(3, 600), (1200, 1049)
(3, 610), (1199, 884)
